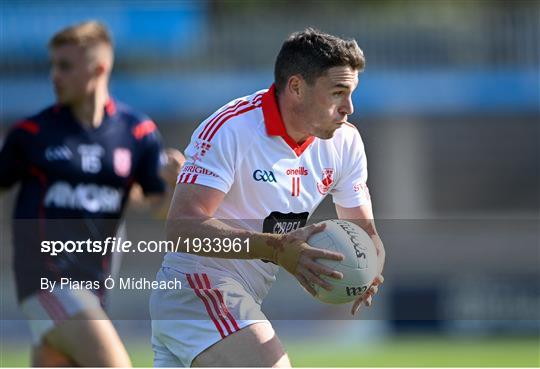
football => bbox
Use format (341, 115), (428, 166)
(307, 219), (378, 304)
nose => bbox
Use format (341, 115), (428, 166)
(339, 96), (354, 116)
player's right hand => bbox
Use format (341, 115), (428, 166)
(274, 223), (344, 296)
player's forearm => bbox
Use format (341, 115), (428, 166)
(166, 216), (281, 261)
(127, 192), (170, 220)
(370, 234), (385, 275)
(348, 216), (385, 275)
(361, 219), (385, 275)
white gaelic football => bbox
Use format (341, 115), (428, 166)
(308, 219), (378, 304)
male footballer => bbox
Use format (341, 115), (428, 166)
(151, 28), (385, 367)
(0, 21), (182, 366)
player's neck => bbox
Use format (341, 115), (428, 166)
(71, 89), (109, 129)
(277, 95), (310, 144)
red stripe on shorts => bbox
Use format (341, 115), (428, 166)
(186, 273), (226, 338)
(194, 274), (233, 335)
(202, 273), (240, 331)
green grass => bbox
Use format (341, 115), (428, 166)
(1, 336), (539, 367)
(286, 337), (540, 367)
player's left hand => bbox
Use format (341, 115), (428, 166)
(351, 232), (386, 315)
(160, 148), (185, 187)
(351, 274), (384, 315)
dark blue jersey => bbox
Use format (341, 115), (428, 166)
(0, 99), (166, 302)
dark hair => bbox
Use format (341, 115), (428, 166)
(274, 28), (365, 94)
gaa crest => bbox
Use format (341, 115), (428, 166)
(316, 168), (334, 195)
(113, 148), (132, 177)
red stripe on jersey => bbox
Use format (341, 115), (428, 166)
(291, 177), (296, 196)
(132, 120), (157, 140)
(14, 120), (39, 135)
(183, 173), (192, 183)
(203, 273), (240, 331)
(187, 274), (226, 338)
(207, 103), (261, 142)
(199, 93), (264, 141)
(177, 173), (185, 184)
(201, 100), (250, 141)
(105, 98), (117, 116)
(190, 174), (198, 184)
(199, 100), (247, 140)
(296, 177), (300, 196)
(252, 93), (264, 105)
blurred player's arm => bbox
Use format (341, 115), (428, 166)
(128, 148), (184, 217)
(336, 203), (385, 314)
(0, 124), (27, 195)
(166, 183), (344, 293)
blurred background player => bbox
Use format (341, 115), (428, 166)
(0, 21), (183, 366)
(151, 28), (385, 367)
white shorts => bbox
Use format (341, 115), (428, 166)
(20, 288), (102, 345)
(150, 266), (270, 367)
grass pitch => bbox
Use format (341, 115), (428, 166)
(1, 335), (538, 367)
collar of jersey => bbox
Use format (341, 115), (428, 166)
(53, 97), (117, 117)
(262, 84), (315, 157)
(105, 97), (117, 116)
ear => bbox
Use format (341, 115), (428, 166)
(286, 75), (306, 100)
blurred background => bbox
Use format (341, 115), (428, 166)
(1, 0), (539, 366)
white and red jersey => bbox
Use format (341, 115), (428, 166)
(163, 85), (371, 301)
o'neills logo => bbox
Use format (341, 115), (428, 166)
(285, 167), (309, 176)
(182, 165), (218, 177)
(316, 168), (334, 194)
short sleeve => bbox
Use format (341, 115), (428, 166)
(330, 128), (371, 208)
(133, 126), (166, 195)
(0, 122), (30, 188)
(177, 118), (237, 194)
